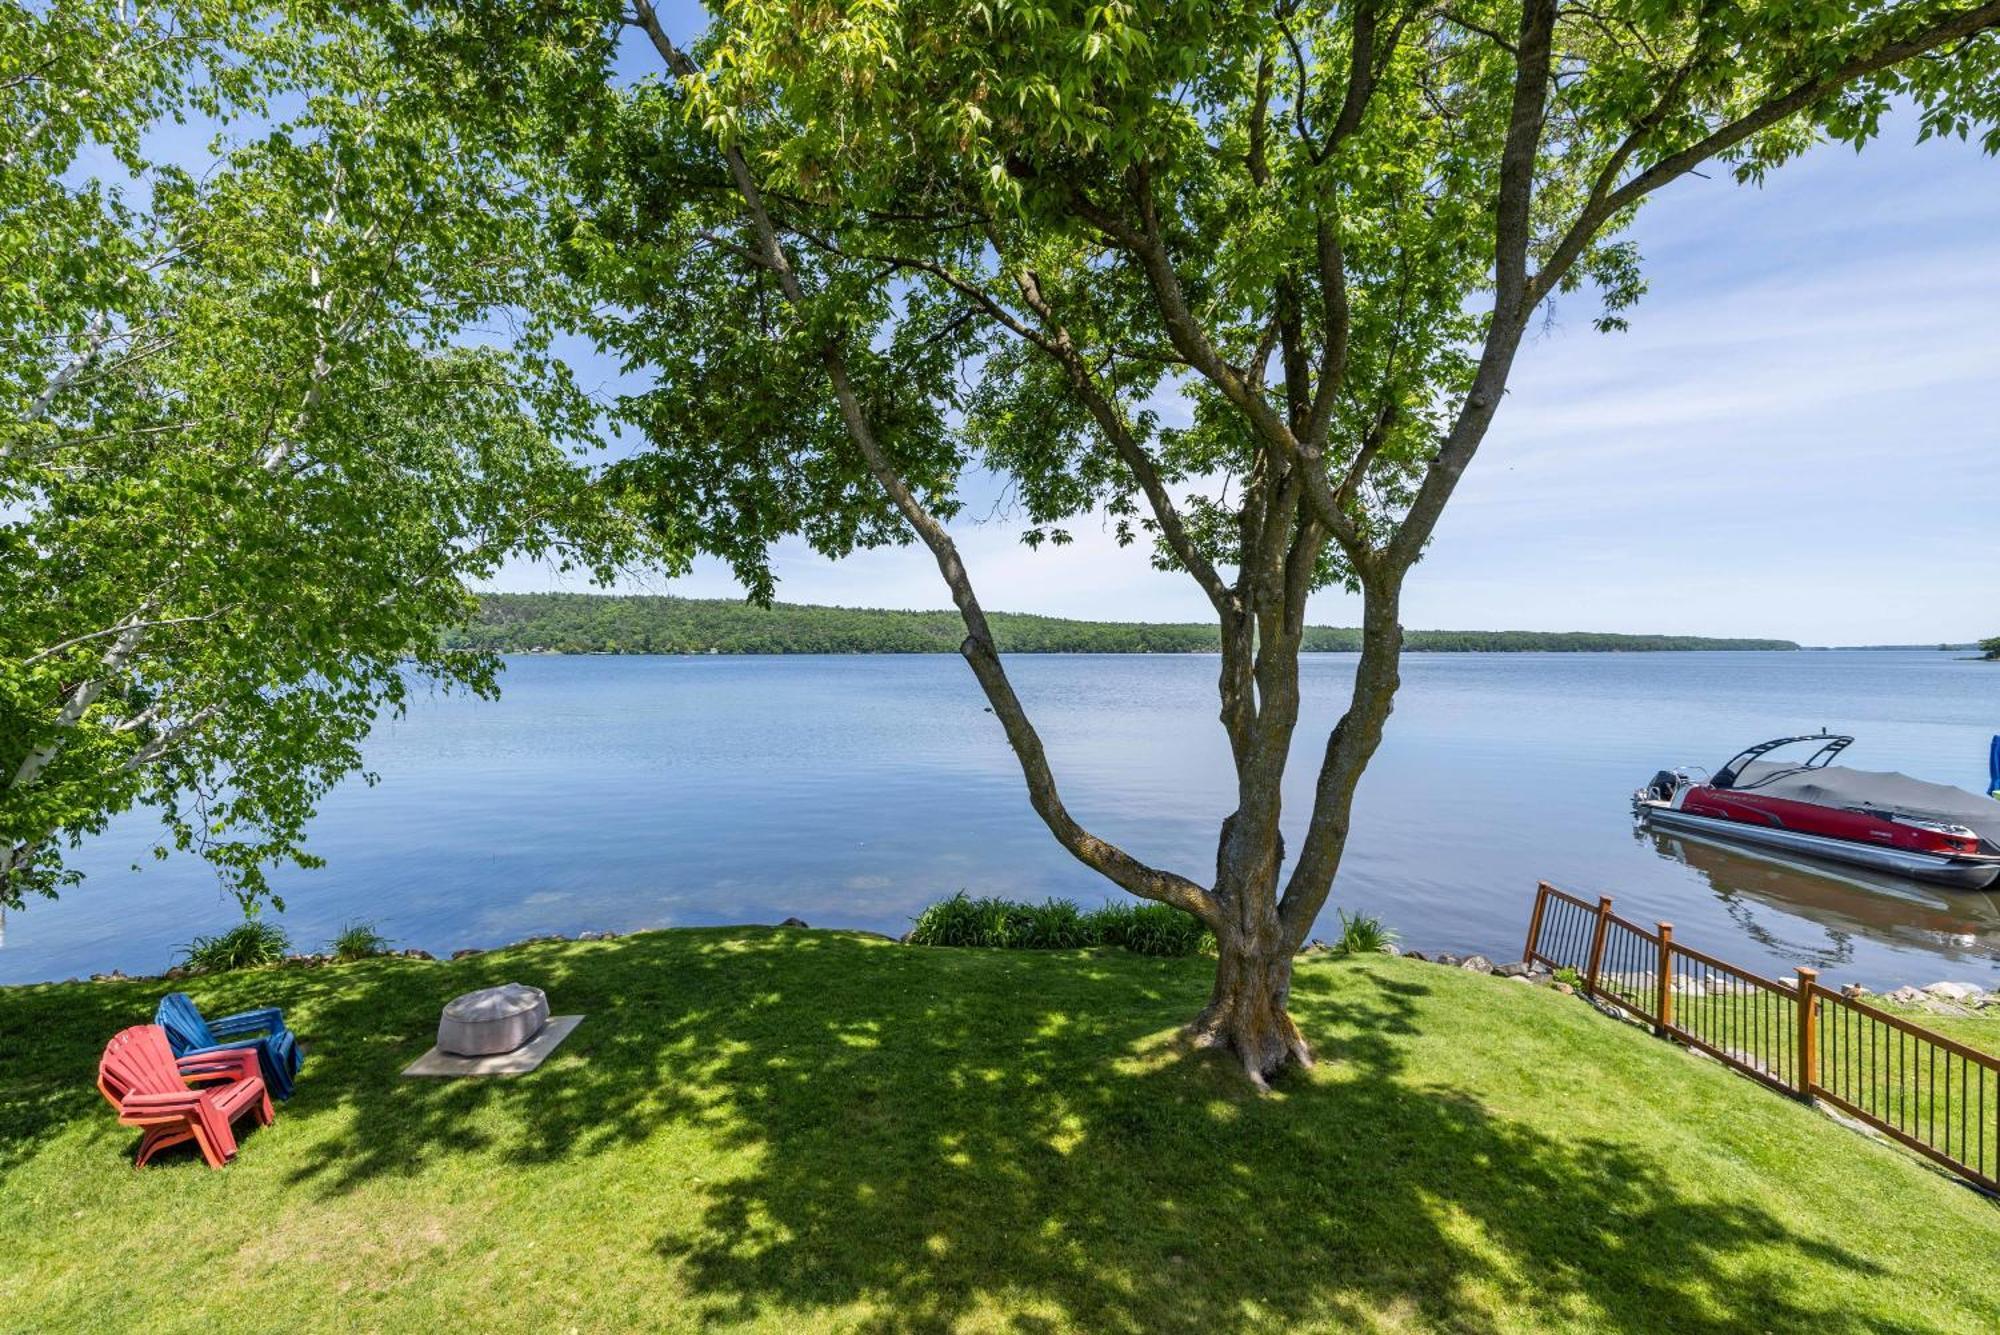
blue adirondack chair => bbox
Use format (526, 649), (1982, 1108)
(154, 993), (302, 1101)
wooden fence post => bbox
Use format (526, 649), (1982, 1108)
(1654, 923), (1674, 1037)
(1584, 895), (1614, 998)
(1524, 882), (1551, 966)
(1796, 967), (1819, 1099)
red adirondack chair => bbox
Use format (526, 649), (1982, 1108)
(97, 1024), (273, 1169)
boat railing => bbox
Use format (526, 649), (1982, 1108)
(1524, 880), (1999, 1194)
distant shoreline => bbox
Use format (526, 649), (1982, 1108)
(496, 646), (1806, 657)
(454, 592), (1804, 656)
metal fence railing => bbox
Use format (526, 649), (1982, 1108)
(1812, 988), (1998, 1191)
(1593, 914), (1661, 1029)
(1523, 881), (2000, 1194)
(1665, 941), (1800, 1095)
(1522, 882), (1598, 975)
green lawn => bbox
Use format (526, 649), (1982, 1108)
(1867, 995), (2000, 1059)
(3, 929), (1996, 1332)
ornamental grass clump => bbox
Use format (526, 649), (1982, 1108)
(907, 893), (1011, 948)
(330, 920), (392, 962)
(909, 894), (1212, 957)
(177, 919), (291, 974)
(1013, 897), (1090, 949)
(1086, 902), (1216, 957)
(1332, 911), (1398, 957)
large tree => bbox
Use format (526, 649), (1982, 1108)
(425, 0), (1998, 1082)
(0, 4), (671, 910)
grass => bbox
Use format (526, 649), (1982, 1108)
(1871, 997), (2000, 1057)
(329, 920), (393, 963)
(175, 918), (291, 974)
(1331, 910), (1397, 957)
(907, 892), (1213, 955)
(3, 928), (1998, 1332)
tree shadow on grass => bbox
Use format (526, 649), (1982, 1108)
(0, 976), (190, 1175)
(2, 930), (1909, 1331)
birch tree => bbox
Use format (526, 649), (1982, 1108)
(418, 0), (1999, 1082)
(0, 4), (671, 910)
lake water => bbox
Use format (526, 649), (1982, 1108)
(5, 650), (1998, 989)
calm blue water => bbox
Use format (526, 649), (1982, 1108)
(6, 650), (1998, 988)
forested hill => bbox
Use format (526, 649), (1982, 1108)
(453, 594), (1800, 655)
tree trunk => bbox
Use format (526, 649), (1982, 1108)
(1181, 584), (1405, 1087)
(1188, 922), (1311, 1088)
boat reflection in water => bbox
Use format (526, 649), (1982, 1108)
(1637, 826), (2000, 975)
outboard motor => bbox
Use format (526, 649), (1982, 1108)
(1644, 769), (1683, 803)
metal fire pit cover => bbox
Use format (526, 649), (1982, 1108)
(438, 982), (549, 1057)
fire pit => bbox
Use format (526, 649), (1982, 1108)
(438, 982), (550, 1057)
(401, 982), (582, 1078)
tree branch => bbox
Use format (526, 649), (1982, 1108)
(7, 604), (155, 793)
(1069, 168), (1369, 566)
(1385, 0), (1557, 572)
(1304, 201), (1349, 446)
(1334, 401), (1396, 515)
(22, 609), (234, 668)
(1247, 49), (1274, 186)
(1329, 1), (1382, 149)
(999, 257), (1235, 613)
(787, 227), (1057, 353)
(1277, 585), (1403, 946)
(1530, 0), (2000, 305)
(784, 219), (1236, 611)
(17, 316), (109, 434)
(1441, 8), (1518, 55)
(119, 704), (222, 773)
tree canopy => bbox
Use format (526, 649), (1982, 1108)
(0, 3), (675, 909)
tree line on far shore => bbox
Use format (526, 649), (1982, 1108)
(1984, 637), (2000, 660)
(452, 594), (1801, 657)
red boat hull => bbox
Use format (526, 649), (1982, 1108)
(1678, 787), (1982, 858)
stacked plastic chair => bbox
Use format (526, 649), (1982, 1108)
(155, 992), (303, 1101)
(97, 1025), (272, 1168)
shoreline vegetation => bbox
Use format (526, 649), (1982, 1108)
(454, 593), (1803, 656)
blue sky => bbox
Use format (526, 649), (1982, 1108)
(489, 11), (2000, 644)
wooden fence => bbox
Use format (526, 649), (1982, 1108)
(1524, 881), (1999, 1193)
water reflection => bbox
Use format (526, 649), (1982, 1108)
(1638, 827), (2000, 976)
